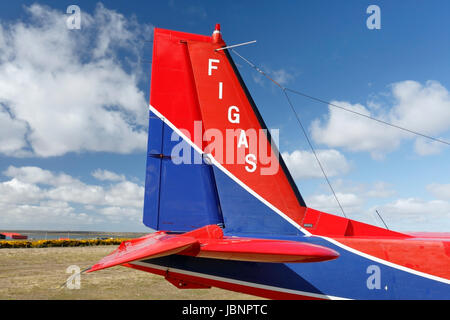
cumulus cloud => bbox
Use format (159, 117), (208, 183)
(307, 192), (364, 216)
(0, 202), (97, 230)
(271, 69), (295, 86)
(414, 137), (446, 156)
(0, 166), (145, 230)
(0, 4), (152, 157)
(365, 182), (396, 199)
(92, 169), (126, 182)
(252, 66), (296, 87)
(301, 177), (450, 231)
(310, 80), (450, 158)
(0, 108), (29, 156)
(304, 187), (450, 231)
(371, 198), (450, 231)
(281, 149), (350, 179)
(427, 183), (450, 200)
(3, 165), (79, 186)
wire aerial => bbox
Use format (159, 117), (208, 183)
(230, 48), (450, 218)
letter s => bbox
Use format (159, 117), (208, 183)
(245, 154), (257, 172)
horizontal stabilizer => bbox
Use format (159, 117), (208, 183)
(193, 238), (339, 263)
(87, 225), (339, 273)
(86, 232), (197, 273)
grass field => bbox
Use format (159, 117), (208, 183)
(0, 246), (262, 300)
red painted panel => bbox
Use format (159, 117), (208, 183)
(165, 273), (211, 289)
(89, 225), (338, 273)
(183, 223), (224, 239)
(181, 225), (339, 263)
(405, 232), (450, 240)
(195, 237), (339, 263)
(345, 219), (409, 238)
(334, 237), (450, 279)
(186, 40), (306, 225)
(302, 208), (411, 238)
(301, 208), (348, 236)
(87, 232), (197, 272)
(150, 28), (208, 150)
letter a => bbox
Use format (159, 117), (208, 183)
(237, 130), (248, 148)
(66, 5), (81, 30)
(366, 5), (381, 30)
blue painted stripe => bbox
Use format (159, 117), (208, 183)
(212, 166), (302, 236)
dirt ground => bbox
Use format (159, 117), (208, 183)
(0, 246), (261, 300)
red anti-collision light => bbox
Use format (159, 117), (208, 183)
(212, 23), (222, 43)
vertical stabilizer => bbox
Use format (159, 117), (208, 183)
(144, 26), (307, 235)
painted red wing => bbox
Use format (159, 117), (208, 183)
(87, 225), (339, 273)
(195, 238), (339, 263)
(87, 232), (197, 273)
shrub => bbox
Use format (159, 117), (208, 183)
(0, 238), (129, 248)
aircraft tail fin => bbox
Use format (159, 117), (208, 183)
(144, 25), (309, 235)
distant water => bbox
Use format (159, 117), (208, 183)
(0, 230), (147, 240)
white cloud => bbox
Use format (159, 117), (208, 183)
(0, 166), (145, 230)
(391, 81), (450, 134)
(310, 101), (403, 159)
(0, 108), (29, 156)
(282, 149), (350, 179)
(0, 202), (93, 230)
(306, 192), (364, 216)
(104, 181), (144, 208)
(271, 69), (295, 86)
(365, 182), (396, 198)
(301, 178), (449, 231)
(252, 66), (296, 87)
(310, 80), (450, 158)
(304, 189), (450, 231)
(414, 137), (446, 156)
(3, 166), (79, 186)
(92, 169), (126, 182)
(372, 198), (450, 231)
(0, 178), (43, 205)
(427, 183), (450, 200)
(44, 180), (143, 208)
(0, 4), (151, 157)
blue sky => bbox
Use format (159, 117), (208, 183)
(0, 1), (449, 232)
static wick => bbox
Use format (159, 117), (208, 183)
(215, 40), (257, 52)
